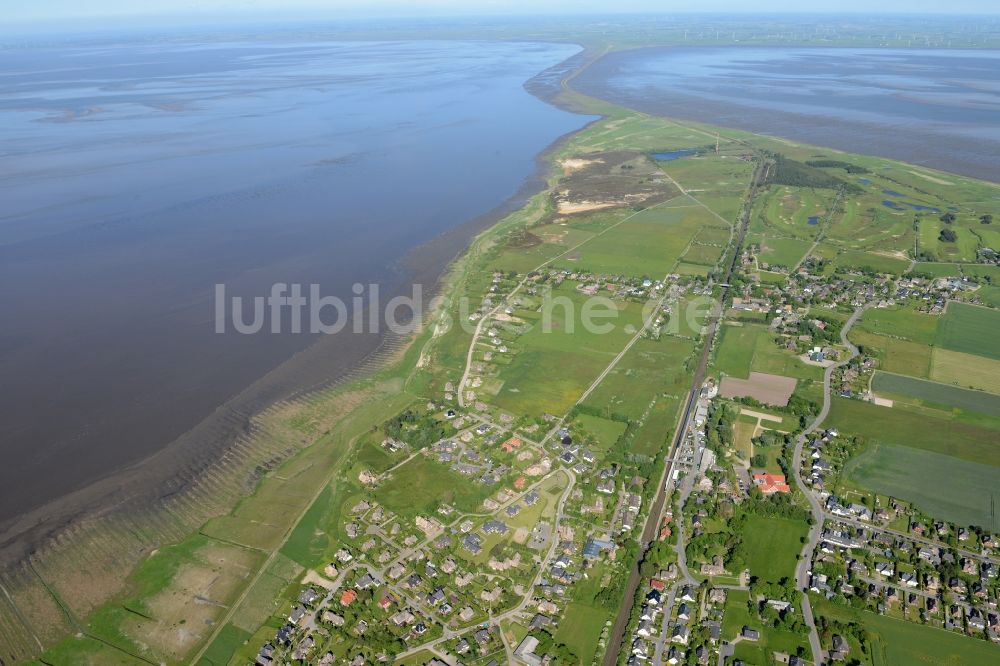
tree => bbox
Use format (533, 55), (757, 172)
(981, 214), (993, 225)
(939, 228), (958, 243)
(940, 212), (956, 224)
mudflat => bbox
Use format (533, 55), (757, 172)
(574, 47), (1000, 183)
(0, 38), (588, 557)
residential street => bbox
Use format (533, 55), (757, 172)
(791, 304), (867, 666)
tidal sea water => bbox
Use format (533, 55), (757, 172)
(0, 38), (587, 534)
(574, 47), (1000, 182)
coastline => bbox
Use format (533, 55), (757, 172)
(0, 44), (596, 660)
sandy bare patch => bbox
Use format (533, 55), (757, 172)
(908, 170), (954, 186)
(739, 408), (784, 424)
(869, 249), (910, 261)
(302, 569), (337, 590)
(556, 200), (618, 215)
(560, 157), (603, 175)
(720, 372), (797, 406)
(871, 396), (895, 408)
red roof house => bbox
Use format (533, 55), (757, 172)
(752, 473), (790, 494)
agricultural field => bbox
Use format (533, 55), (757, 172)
(831, 395), (1000, 526)
(930, 348), (1000, 394)
(935, 302), (1000, 361)
(844, 441), (1000, 530)
(856, 306), (940, 346)
(849, 330), (932, 379)
(719, 371), (797, 406)
(713, 322), (821, 383)
(827, 397), (1000, 467)
(872, 371), (1000, 417)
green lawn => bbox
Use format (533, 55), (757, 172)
(682, 240), (726, 266)
(580, 335), (694, 421)
(559, 206), (711, 278)
(279, 484), (333, 566)
(739, 515), (807, 584)
(833, 250), (911, 275)
(722, 588), (809, 663)
(491, 285), (646, 417)
(197, 624), (252, 666)
(759, 236), (813, 269)
(629, 396), (680, 457)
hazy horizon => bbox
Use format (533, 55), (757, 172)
(7, 0), (1000, 29)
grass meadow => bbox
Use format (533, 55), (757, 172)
(758, 235), (813, 269)
(490, 285), (646, 417)
(556, 205), (722, 278)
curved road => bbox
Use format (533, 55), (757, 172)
(791, 304), (868, 666)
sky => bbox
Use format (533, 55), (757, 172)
(7, 0), (1000, 24)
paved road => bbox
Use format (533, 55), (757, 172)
(791, 305), (867, 666)
(824, 511), (1000, 566)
